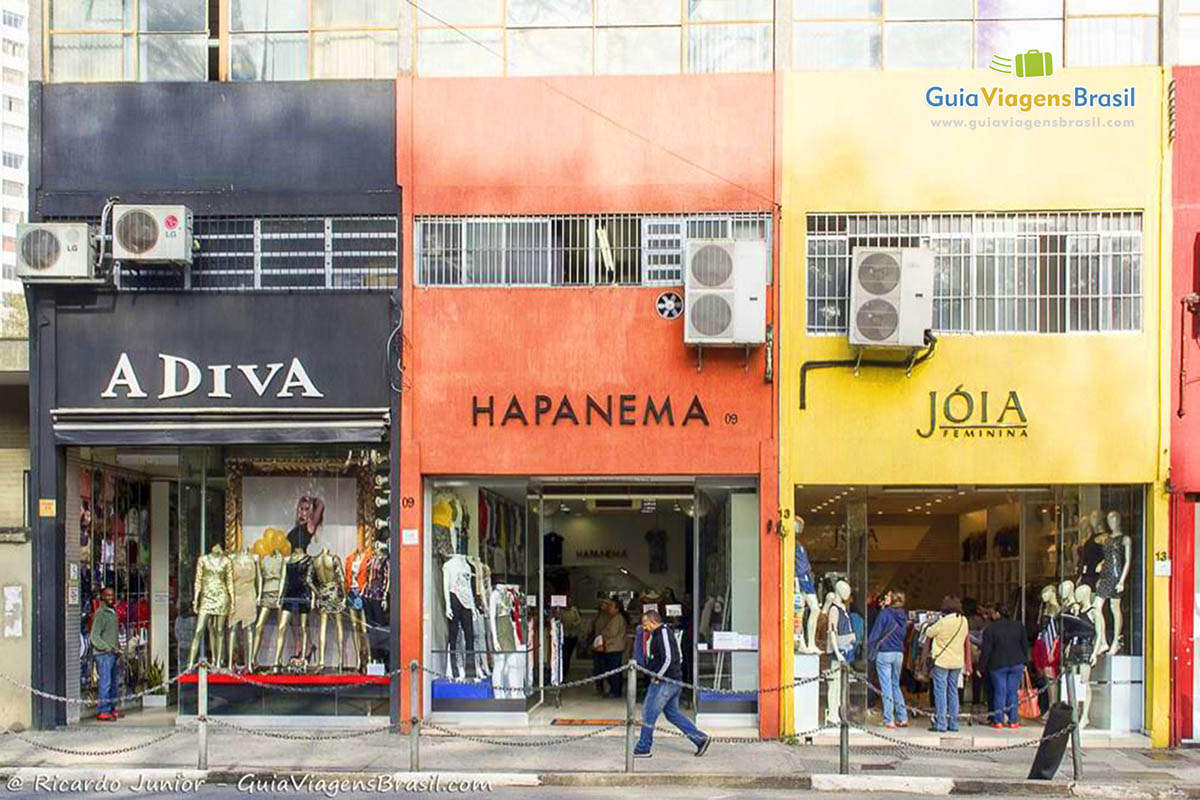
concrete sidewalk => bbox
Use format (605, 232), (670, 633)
(0, 722), (1195, 795)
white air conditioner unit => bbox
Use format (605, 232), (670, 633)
(112, 204), (193, 264)
(683, 239), (767, 346)
(848, 247), (935, 348)
(16, 223), (98, 282)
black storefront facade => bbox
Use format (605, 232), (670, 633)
(27, 80), (402, 729)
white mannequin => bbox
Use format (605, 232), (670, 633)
(1059, 580), (1077, 613)
(489, 584), (525, 699)
(443, 555), (475, 680)
(793, 518), (821, 655)
(823, 581), (853, 725)
(1039, 584), (1061, 621)
(1099, 510), (1132, 655)
(1071, 584), (1105, 729)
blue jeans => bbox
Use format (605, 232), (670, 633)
(875, 651), (907, 725)
(96, 653), (119, 715)
(988, 665), (1024, 725)
(931, 666), (960, 731)
(635, 680), (706, 753)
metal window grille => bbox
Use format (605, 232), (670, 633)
(416, 212), (772, 287)
(805, 211), (1143, 336)
(45, 214), (398, 292)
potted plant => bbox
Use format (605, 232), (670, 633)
(143, 657), (168, 708)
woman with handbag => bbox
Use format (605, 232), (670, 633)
(977, 602), (1031, 729)
(925, 596), (969, 733)
(867, 591), (909, 729)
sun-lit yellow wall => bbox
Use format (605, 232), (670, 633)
(778, 67), (1171, 744)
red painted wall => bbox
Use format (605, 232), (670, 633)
(1171, 67), (1200, 743)
(394, 74), (782, 734)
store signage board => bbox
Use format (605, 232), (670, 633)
(57, 293), (391, 409)
(643, 603), (659, 613)
(471, 393), (712, 428)
(550, 595), (567, 607)
(666, 604), (682, 617)
(916, 386), (1029, 440)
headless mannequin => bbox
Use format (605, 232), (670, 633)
(312, 547), (346, 671)
(793, 518), (821, 655)
(251, 551), (285, 671)
(443, 555), (475, 680)
(344, 543), (371, 671)
(490, 584), (524, 699)
(1098, 510), (1132, 655)
(823, 581), (852, 726)
(226, 547), (261, 670)
(275, 549), (313, 669)
(188, 544), (234, 669)
(1072, 584), (1104, 728)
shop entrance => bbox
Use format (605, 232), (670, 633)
(790, 485), (1145, 735)
(424, 478), (761, 727)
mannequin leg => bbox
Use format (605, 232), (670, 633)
(242, 624), (253, 671)
(251, 607), (272, 669)
(1109, 598), (1124, 655)
(334, 615), (345, 671)
(208, 615), (227, 669)
(350, 609), (367, 671)
(803, 594), (821, 654)
(188, 612), (211, 669)
(825, 665), (842, 725)
(226, 621), (237, 669)
(317, 612), (329, 670)
(1091, 597), (1108, 656)
(274, 610), (292, 667)
(298, 613), (310, 663)
(1078, 665), (1093, 729)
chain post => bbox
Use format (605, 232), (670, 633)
(838, 661), (849, 775)
(197, 661), (208, 770)
(625, 662), (637, 774)
(1065, 665), (1082, 780)
(409, 660), (420, 772)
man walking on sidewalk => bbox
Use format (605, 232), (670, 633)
(90, 586), (121, 721)
(633, 610), (710, 759)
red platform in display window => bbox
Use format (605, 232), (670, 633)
(178, 672), (390, 685)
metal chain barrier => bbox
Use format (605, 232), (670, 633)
(1, 725), (191, 757)
(0, 666), (196, 707)
(848, 667), (1055, 723)
(848, 718), (1077, 756)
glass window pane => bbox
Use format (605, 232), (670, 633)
(793, 22), (880, 69)
(975, 20), (1062, 70)
(507, 0), (591, 28)
(52, 0), (132, 30)
(1068, 0), (1156, 14)
(508, 28), (592, 75)
(1181, 15), (1200, 65)
(597, 0), (679, 26)
(1067, 17), (1156, 66)
(139, 33), (207, 79)
(977, 0), (1060, 18)
(230, 33), (307, 80)
(887, 0), (971, 20)
(50, 34), (133, 80)
(688, 0), (773, 20)
(596, 26), (680, 74)
(313, 0), (404, 27)
(688, 22), (772, 72)
(794, 0), (880, 18)
(884, 21), (971, 68)
(417, 0), (503, 26)
(313, 31), (400, 78)
(418, 28), (503, 76)
(140, 0), (206, 32)
(229, 0), (307, 32)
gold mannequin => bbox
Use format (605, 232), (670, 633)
(251, 551), (285, 671)
(311, 547), (347, 671)
(188, 543), (234, 669)
(226, 547), (261, 669)
(275, 548), (313, 669)
(344, 543), (371, 671)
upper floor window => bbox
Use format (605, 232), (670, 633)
(417, 212), (771, 287)
(1, 39), (23, 58)
(2, 207), (21, 223)
(2, 151), (22, 169)
(2, 95), (23, 114)
(2, 67), (21, 85)
(2, 179), (23, 197)
(48, 0), (209, 82)
(806, 211), (1143, 335)
(792, 0), (1156, 70)
(2, 11), (22, 29)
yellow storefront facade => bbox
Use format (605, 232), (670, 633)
(779, 68), (1171, 745)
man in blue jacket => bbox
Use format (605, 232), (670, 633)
(633, 610), (710, 758)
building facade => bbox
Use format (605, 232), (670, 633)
(0, 0), (26, 293)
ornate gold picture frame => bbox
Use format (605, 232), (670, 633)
(223, 458), (375, 552)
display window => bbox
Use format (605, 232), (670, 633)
(423, 478), (760, 725)
(790, 484), (1145, 735)
(66, 444), (392, 722)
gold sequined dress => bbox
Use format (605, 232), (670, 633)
(195, 553), (233, 616)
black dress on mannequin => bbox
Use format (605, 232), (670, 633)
(1078, 536), (1104, 590)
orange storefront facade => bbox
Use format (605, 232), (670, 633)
(394, 74), (782, 734)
